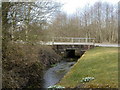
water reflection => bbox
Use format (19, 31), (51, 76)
(43, 60), (76, 88)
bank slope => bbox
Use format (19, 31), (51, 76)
(58, 47), (118, 88)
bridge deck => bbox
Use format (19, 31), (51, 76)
(51, 42), (94, 45)
(39, 42), (119, 47)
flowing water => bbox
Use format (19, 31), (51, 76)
(43, 60), (76, 88)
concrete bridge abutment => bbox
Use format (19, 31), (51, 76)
(52, 45), (94, 58)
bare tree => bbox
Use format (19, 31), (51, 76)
(47, 1), (118, 43)
(7, 1), (62, 42)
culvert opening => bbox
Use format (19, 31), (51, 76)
(65, 49), (86, 58)
(66, 49), (75, 58)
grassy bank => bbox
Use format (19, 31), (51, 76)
(58, 47), (118, 88)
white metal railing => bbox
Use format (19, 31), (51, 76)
(51, 37), (95, 44)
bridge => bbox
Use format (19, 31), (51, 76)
(37, 37), (95, 57)
(39, 37), (119, 58)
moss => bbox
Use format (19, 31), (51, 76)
(51, 63), (57, 67)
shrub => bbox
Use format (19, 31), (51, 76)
(2, 42), (61, 88)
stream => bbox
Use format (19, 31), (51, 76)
(43, 60), (76, 88)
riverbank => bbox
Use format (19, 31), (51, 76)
(58, 47), (118, 88)
(2, 42), (61, 88)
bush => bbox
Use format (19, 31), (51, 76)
(2, 42), (61, 88)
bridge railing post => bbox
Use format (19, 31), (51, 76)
(93, 39), (95, 45)
(85, 38), (88, 43)
(71, 38), (74, 43)
(78, 39), (80, 43)
(52, 37), (54, 45)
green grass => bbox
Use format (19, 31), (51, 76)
(58, 47), (118, 88)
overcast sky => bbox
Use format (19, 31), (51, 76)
(57, 0), (119, 14)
